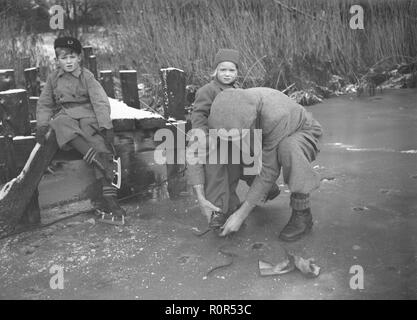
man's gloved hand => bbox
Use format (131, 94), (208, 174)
(100, 128), (114, 145)
(36, 125), (49, 145)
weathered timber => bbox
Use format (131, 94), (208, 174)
(21, 57), (30, 70)
(12, 136), (36, 168)
(0, 69), (16, 92)
(120, 70), (140, 108)
(0, 89), (31, 136)
(99, 70), (115, 98)
(28, 96), (39, 121)
(88, 55), (98, 79)
(82, 46), (93, 70)
(24, 67), (41, 96)
(160, 67), (186, 120)
(0, 135), (17, 182)
(0, 129), (58, 237)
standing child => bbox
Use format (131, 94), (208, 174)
(188, 49), (279, 231)
(36, 37), (126, 225)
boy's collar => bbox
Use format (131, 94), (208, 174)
(57, 66), (82, 78)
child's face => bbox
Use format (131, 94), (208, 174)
(56, 49), (81, 73)
(216, 61), (238, 85)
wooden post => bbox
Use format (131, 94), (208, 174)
(82, 46), (93, 70)
(160, 67), (186, 120)
(28, 96), (39, 121)
(24, 67), (41, 96)
(0, 89), (31, 136)
(0, 69), (16, 92)
(119, 70), (140, 108)
(0, 129), (59, 237)
(99, 70), (115, 98)
(88, 55), (98, 79)
(21, 56), (31, 70)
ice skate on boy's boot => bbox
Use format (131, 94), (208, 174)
(279, 193), (313, 242)
(83, 149), (115, 184)
(94, 183), (126, 226)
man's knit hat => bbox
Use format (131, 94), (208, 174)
(213, 49), (240, 69)
(54, 37), (82, 55)
(208, 88), (258, 133)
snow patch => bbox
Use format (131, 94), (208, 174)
(0, 89), (26, 94)
(13, 136), (35, 141)
(109, 98), (163, 120)
(160, 67), (184, 73)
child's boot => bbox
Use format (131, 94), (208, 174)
(83, 148), (114, 184)
(94, 181), (126, 226)
(279, 193), (313, 242)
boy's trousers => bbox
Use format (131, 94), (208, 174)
(49, 112), (111, 180)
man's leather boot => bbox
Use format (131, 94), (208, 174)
(279, 193), (313, 242)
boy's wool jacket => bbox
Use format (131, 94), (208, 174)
(190, 78), (237, 133)
(36, 67), (112, 129)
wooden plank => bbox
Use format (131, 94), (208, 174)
(119, 70), (140, 108)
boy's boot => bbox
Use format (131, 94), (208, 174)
(83, 148), (114, 184)
(209, 211), (228, 230)
(279, 193), (313, 242)
(94, 179), (126, 225)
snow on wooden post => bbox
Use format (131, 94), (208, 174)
(88, 55), (98, 79)
(119, 70), (140, 108)
(100, 70), (115, 98)
(0, 89), (31, 137)
(24, 67), (41, 96)
(0, 69), (16, 92)
(82, 46), (93, 69)
(160, 67), (186, 120)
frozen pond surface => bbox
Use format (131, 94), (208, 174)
(0, 89), (416, 300)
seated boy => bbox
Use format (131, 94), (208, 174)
(36, 37), (125, 225)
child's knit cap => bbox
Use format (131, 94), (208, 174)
(54, 37), (82, 55)
(213, 49), (240, 69)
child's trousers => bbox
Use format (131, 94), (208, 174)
(49, 112), (111, 180)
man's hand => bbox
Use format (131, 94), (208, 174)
(219, 201), (254, 237)
(100, 128), (114, 145)
(198, 197), (221, 223)
(193, 184), (221, 222)
(36, 125), (49, 145)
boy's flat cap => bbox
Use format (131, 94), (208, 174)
(54, 37), (82, 54)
